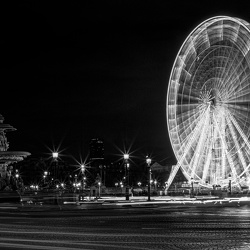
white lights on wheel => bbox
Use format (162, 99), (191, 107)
(166, 16), (250, 189)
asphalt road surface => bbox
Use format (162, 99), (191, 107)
(0, 206), (250, 249)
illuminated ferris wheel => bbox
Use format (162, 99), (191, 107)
(166, 16), (250, 189)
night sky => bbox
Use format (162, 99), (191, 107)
(1, 1), (250, 164)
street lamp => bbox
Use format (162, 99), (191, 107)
(98, 181), (101, 198)
(124, 153), (130, 200)
(165, 182), (168, 195)
(154, 180), (157, 191)
(43, 171), (48, 184)
(52, 152), (58, 180)
(146, 156), (152, 201)
(127, 163), (130, 187)
(81, 164), (86, 191)
(52, 152), (58, 159)
(190, 177), (194, 198)
(228, 174), (232, 195)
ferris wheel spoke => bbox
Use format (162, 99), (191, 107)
(201, 143), (213, 183)
(226, 104), (250, 116)
(178, 83), (201, 99)
(175, 107), (207, 144)
(229, 80), (250, 100)
(226, 87), (250, 103)
(176, 103), (205, 118)
(212, 112), (239, 179)
(174, 108), (211, 186)
(176, 112), (202, 132)
(216, 49), (236, 88)
(226, 74), (250, 100)
(173, 115), (201, 145)
(226, 106), (250, 128)
(225, 64), (250, 94)
(226, 110), (250, 154)
(220, 109), (227, 179)
(225, 106), (250, 130)
(178, 93), (200, 103)
(221, 50), (244, 88)
(217, 48), (238, 85)
(167, 104), (203, 136)
(166, 107), (209, 188)
(225, 56), (246, 86)
(176, 106), (209, 159)
(189, 107), (211, 178)
(211, 112), (226, 181)
(226, 75), (249, 100)
(226, 114), (249, 175)
(222, 105), (250, 126)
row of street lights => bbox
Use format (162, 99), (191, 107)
(51, 151), (153, 200)
(124, 154), (152, 201)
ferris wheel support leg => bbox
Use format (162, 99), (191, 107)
(165, 164), (181, 192)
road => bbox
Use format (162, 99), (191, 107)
(0, 205), (250, 249)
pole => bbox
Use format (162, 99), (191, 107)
(98, 182), (101, 198)
(146, 157), (152, 201)
(125, 161), (129, 200)
(190, 178), (194, 198)
(124, 154), (130, 201)
(228, 174), (232, 196)
(148, 166), (151, 201)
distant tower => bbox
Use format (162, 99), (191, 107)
(89, 138), (104, 184)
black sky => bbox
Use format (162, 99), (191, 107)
(1, 1), (250, 163)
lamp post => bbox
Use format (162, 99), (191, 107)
(154, 180), (157, 191)
(43, 171), (48, 185)
(228, 174), (232, 195)
(52, 152), (58, 180)
(190, 177), (194, 198)
(81, 164), (86, 191)
(165, 182), (168, 195)
(124, 153), (130, 200)
(98, 181), (101, 198)
(146, 156), (152, 201)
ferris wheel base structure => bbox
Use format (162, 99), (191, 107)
(166, 16), (250, 191)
